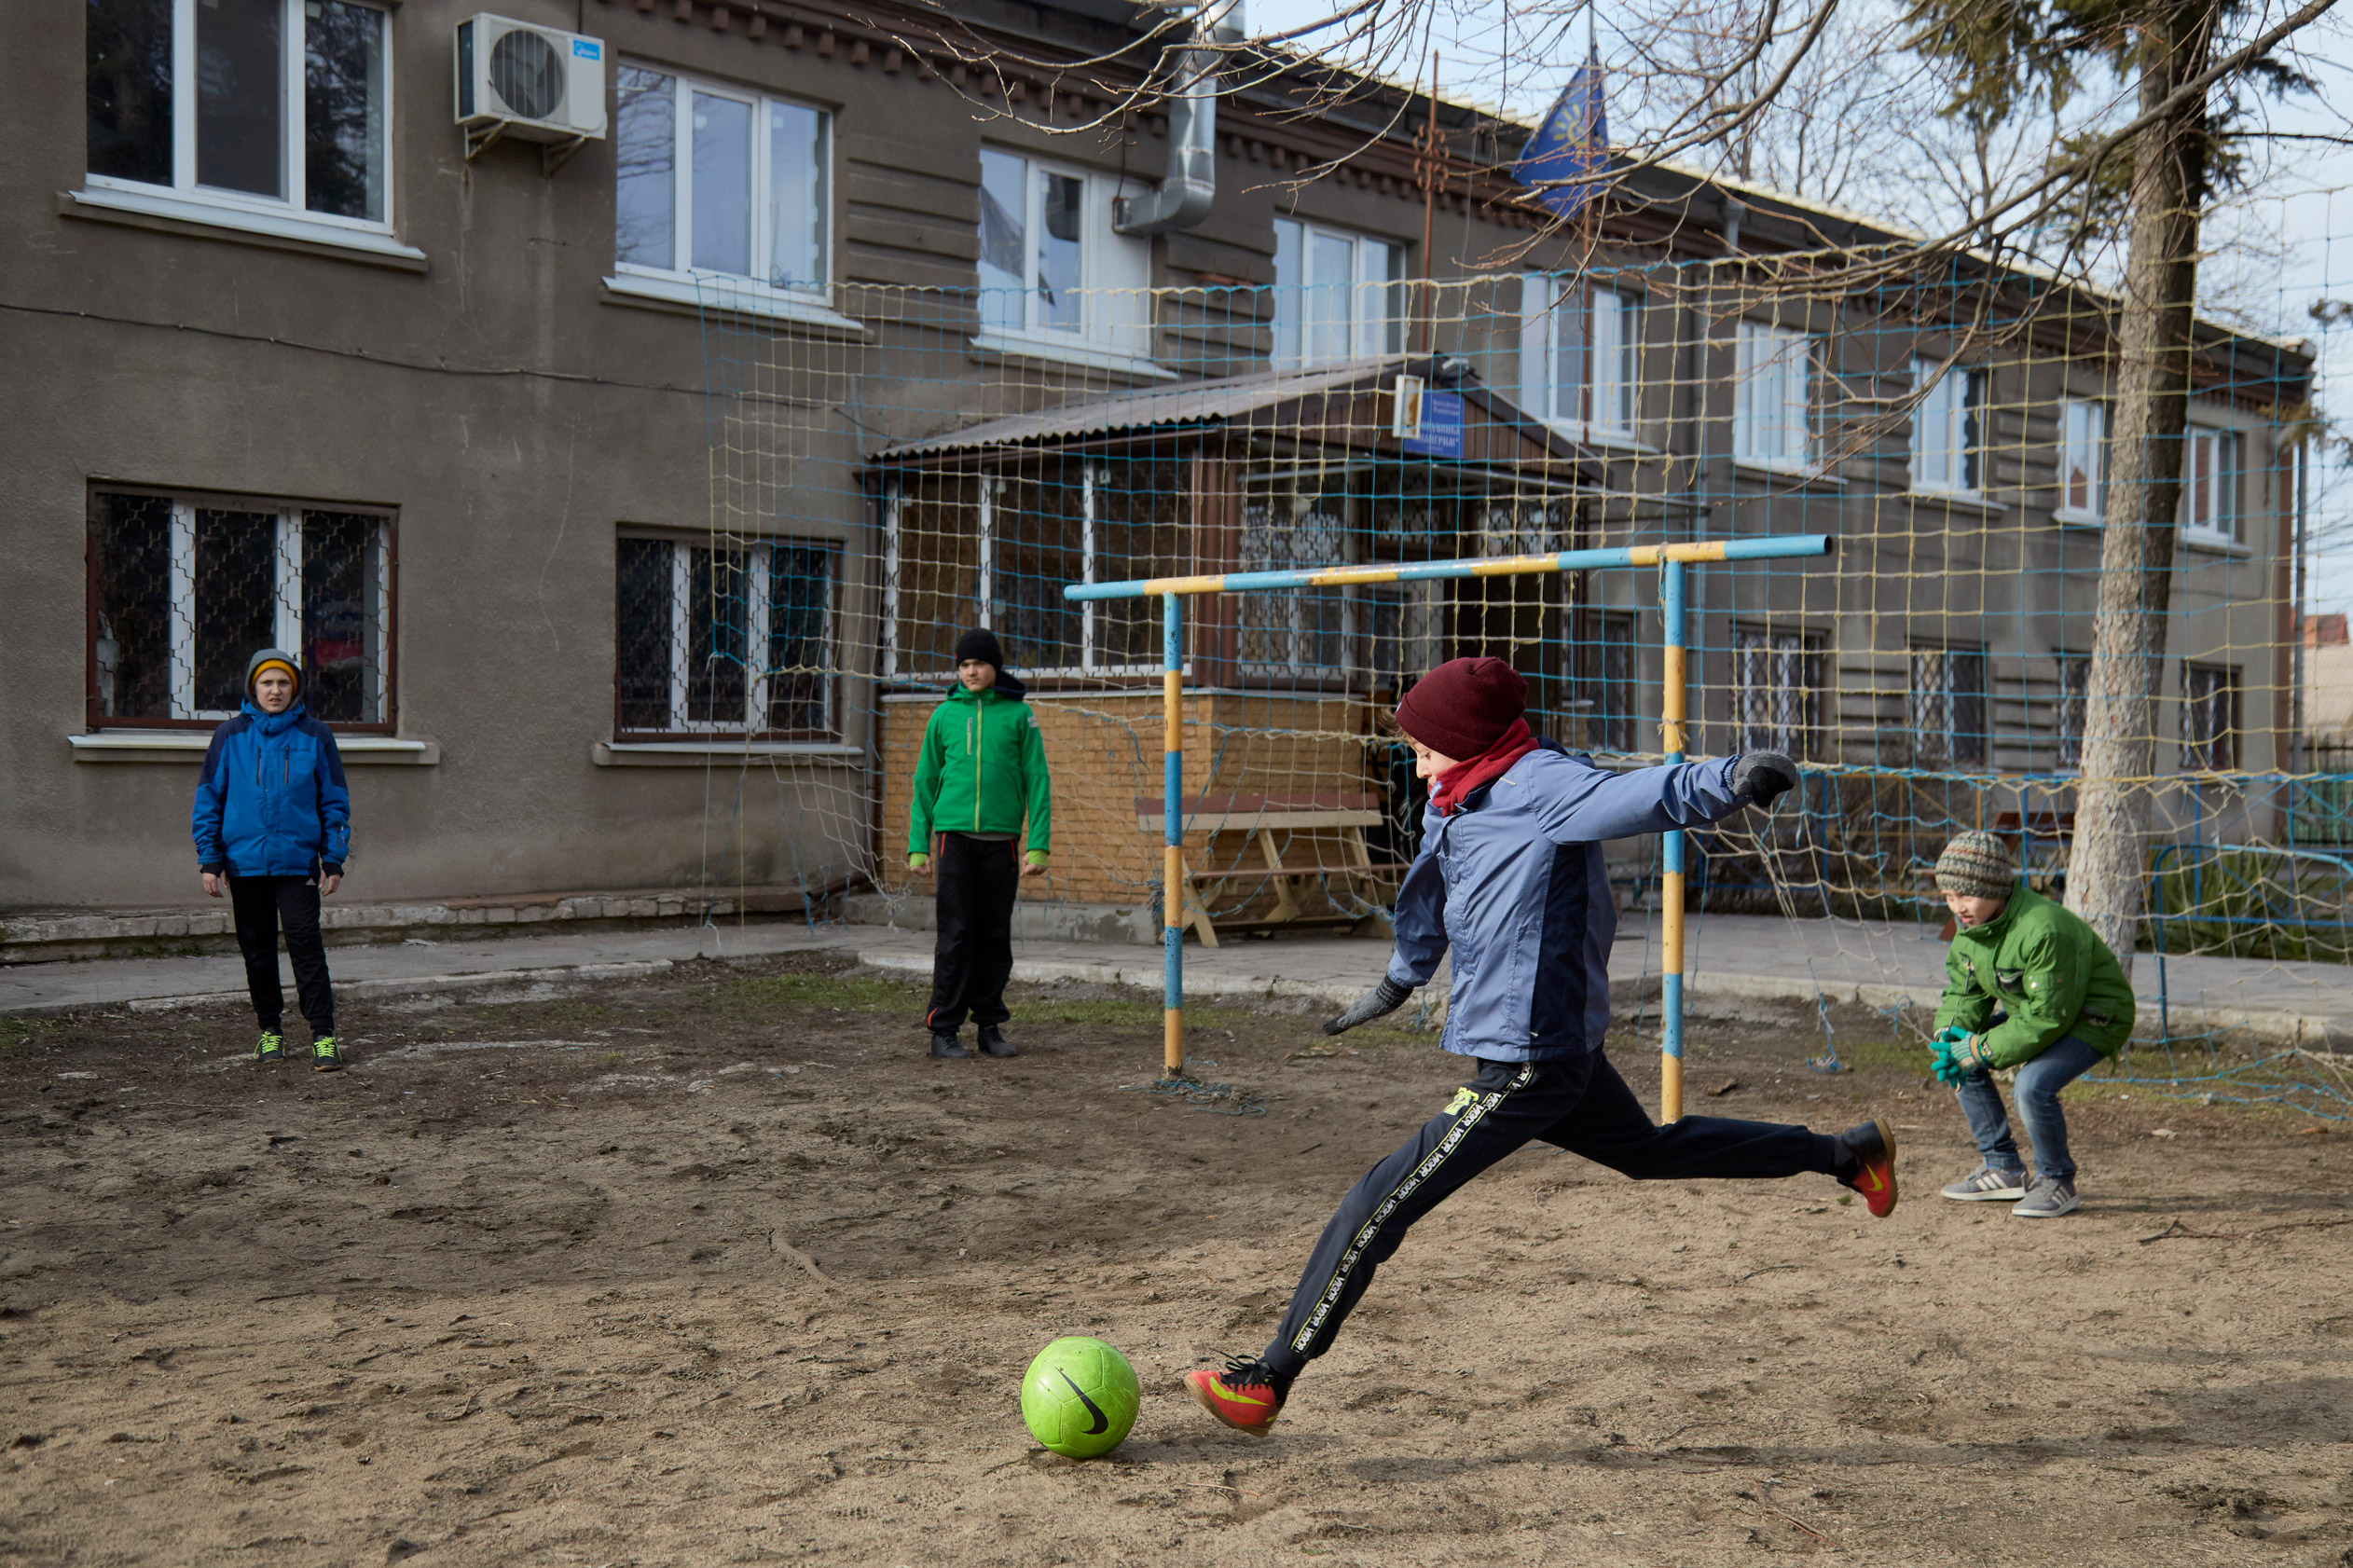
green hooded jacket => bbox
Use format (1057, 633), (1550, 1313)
(1933, 880), (2137, 1066)
(907, 677), (1053, 861)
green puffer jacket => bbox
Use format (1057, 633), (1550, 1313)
(1933, 880), (2137, 1066)
(907, 676), (1053, 860)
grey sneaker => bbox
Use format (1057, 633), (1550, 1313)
(1940, 1165), (2029, 1202)
(2012, 1176), (2080, 1218)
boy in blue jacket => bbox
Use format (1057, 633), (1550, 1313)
(1187, 657), (1898, 1436)
(191, 648), (351, 1070)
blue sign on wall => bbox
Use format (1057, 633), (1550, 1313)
(1401, 390), (1465, 459)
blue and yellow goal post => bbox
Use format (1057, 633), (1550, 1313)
(1066, 532), (1837, 1120)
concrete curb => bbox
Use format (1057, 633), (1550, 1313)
(117, 960), (681, 1015)
(856, 949), (1369, 1011)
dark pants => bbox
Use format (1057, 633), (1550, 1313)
(1956, 1034), (2103, 1182)
(227, 874), (335, 1038)
(925, 832), (1019, 1032)
(1262, 1049), (1843, 1377)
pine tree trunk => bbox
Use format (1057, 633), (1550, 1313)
(2066, 3), (2214, 982)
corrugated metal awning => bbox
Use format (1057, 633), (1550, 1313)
(874, 360), (1405, 460)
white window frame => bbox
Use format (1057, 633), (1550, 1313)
(878, 473), (1170, 683)
(80, 0), (403, 252)
(91, 493), (391, 726)
(972, 146), (1156, 371)
(1732, 625), (1823, 759)
(1733, 320), (1815, 471)
(2180, 661), (2241, 771)
(2182, 426), (2247, 547)
(1910, 359), (1984, 495)
(1520, 275), (1640, 441)
(1273, 218), (1401, 369)
(2057, 399), (2108, 524)
(1908, 644), (1988, 771)
(616, 534), (841, 737)
(2053, 653), (2090, 769)
(1237, 487), (1355, 681)
(608, 62), (837, 321)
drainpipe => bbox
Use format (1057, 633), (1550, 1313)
(1113, 1), (1241, 235)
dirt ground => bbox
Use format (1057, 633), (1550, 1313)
(1, 948), (2348, 1568)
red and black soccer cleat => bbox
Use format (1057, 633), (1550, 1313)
(1185, 1356), (1288, 1437)
(1838, 1119), (1900, 1217)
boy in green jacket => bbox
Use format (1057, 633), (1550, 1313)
(909, 629), (1053, 1059)
(1929, 831), (2137, 1217)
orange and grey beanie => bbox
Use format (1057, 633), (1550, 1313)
(245, 647), (302, 697)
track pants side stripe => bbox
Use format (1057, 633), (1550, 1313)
(1287, 1061), (1538, 1357)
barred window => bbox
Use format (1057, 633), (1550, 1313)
(1239, 491), (1350, 679)
(1734, 626), (1824, 759)
(1908, 644), (1988, 769)
(88, 488), (392, 728)
(615, 534), (840, 738)
(2055, 653), (2090, 768)
(2181, 662), (2240, 771)
(882, 462), (1187, 681)
(1579, 610), (1638, 753)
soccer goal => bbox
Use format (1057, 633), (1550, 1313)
(1065, 532), (1837, 1121)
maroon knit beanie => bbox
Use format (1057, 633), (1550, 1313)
(1394, 657), (1528, 760)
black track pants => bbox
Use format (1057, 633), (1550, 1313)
(925, 832), (1020, 1031)
(1260, 1050), (1843, 1377)
(227, 873), (336, 1037)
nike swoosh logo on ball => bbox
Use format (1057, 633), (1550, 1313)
(1059, 1371), (1109, 1435)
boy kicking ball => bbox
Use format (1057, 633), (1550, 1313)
(1185, 657), (1899, 1437)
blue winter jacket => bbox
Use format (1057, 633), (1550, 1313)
(1387, 741), (1751, 1062)
(190, 701), (352, 878)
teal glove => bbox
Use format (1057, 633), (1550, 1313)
(1928, 1027), (1968, 1084)
(1930, 1035), (1966, 1084)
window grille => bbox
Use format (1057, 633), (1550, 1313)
(89, 488), (392, 728)
(614, 534), (840, 737)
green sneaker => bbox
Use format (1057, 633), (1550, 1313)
(311, 1036), (343, 1073)
(255, 1032), (285, 1064)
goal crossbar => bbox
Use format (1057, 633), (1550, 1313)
(1064, 532), (1837, 1120)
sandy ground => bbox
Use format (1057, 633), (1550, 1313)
(1, 952), (2348, 1567)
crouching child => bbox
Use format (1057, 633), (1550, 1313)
(1929, 831), (2137, 1217)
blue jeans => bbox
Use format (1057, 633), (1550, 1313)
(1954, 1035), (2103, 1182)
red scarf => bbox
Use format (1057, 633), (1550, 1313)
(1429, 718), (1540, 817)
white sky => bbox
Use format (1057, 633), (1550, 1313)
(1244, 0), (2353, 614)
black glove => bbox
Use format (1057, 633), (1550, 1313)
(1325, 977), (1415, 1036)
(1728, 750), (1799, 809)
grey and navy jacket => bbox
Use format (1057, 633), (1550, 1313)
(1386, 741), (1752, 1062)
(191, 700), (351, 878)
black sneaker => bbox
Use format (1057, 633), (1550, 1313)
(976, 1025), (1017, 1058)
(311, 1036), (343, 1073)
(255, 1031), (285, 1065)
(929, 1031), (970, 1059)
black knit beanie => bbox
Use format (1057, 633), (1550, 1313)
(954, 627), (1005, 671)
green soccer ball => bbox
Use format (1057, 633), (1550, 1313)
(1019, 1336), (1140, 1459)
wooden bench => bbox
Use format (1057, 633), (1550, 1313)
(1135, 792), (1410, 947)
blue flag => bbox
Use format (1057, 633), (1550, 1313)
(1514, 53), (1608, 218)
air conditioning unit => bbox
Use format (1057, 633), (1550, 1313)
(456, 14), (606, 162)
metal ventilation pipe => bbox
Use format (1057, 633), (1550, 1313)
(1113, 1), (1241, 235)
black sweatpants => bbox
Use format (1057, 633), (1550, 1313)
(227, 874), (336, 1038)
(1261, 1049), (1843, 1377)
(925, 832), (1020, 1032)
